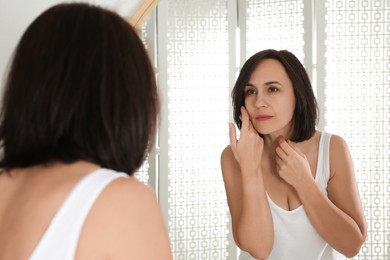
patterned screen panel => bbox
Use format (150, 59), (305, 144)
(134, 18), (154, 185)
(323, 0), (390, 259)
(135, 157), (149, 184)
(165, 0), (231, 259)
(246, 0), (305, 61)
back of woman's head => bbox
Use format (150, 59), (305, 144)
(0, 3), (159, 174)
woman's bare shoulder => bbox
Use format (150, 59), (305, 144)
(221, 145), (233, 159)
(78, 176), (172, 259)
(102, 175), (156, 202)
(329, 134), (352, 164)
(221, 145), (238, 168)
(327, 133), (354, 180)
(329, 133), (349, 149)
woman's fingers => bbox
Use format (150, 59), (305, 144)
(229, 122), (237, 150)
(287, 140), (305, 158)
(240, 106), (250, 131)
(229, 122), (240, 161)
(275, 145), (288, 160)
(275, 155), (283, 166)
(277, 138), (299, 157)
(229, 107), (265, 167)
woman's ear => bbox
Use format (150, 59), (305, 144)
(128, 0), (160, 31)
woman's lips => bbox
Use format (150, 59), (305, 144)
(255, 115), (273, 121)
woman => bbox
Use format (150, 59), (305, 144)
(221, 49), (366, 259)
(0, 3), (171, 259)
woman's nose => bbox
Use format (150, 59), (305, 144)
(255, 94), (268, 108)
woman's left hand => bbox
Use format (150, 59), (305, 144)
(275, 138), (313, 190)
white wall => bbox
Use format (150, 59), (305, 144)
(0, 0), (67, 88)
(0, 0), (141, 89)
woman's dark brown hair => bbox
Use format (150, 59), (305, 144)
(0, 3), (159, 174)
(231, 49), (318, 142)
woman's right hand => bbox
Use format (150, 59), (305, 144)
(229, 106), (264, 173)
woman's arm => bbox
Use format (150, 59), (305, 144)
(275, 135), (366, 257)
(221, 107), (273, 260)
(221, 148), (273, 260)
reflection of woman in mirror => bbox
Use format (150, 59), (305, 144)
(221, 49), (366, 259)
(0, 3), (171, 259)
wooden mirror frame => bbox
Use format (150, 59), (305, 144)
(128, 0), (160, 31)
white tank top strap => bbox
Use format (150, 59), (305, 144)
(29, 168), (128, 260)
(316, 132), (332, 195)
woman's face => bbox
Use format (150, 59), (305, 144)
(244, 58), (296, 138)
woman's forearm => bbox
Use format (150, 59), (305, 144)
(298, 180), (366, 257)
(233, 170), (274, 260)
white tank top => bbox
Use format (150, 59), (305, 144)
(240, 132), (345, 260)
(29, 168), (128, 260)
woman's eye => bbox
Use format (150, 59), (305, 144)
(268, 87), (279, 93)
(245, 89), (256, 96)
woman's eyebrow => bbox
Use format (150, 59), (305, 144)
(245, 82), (256, 87)
(245, 81), (284, 87)
(264, 81), (283, 86)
